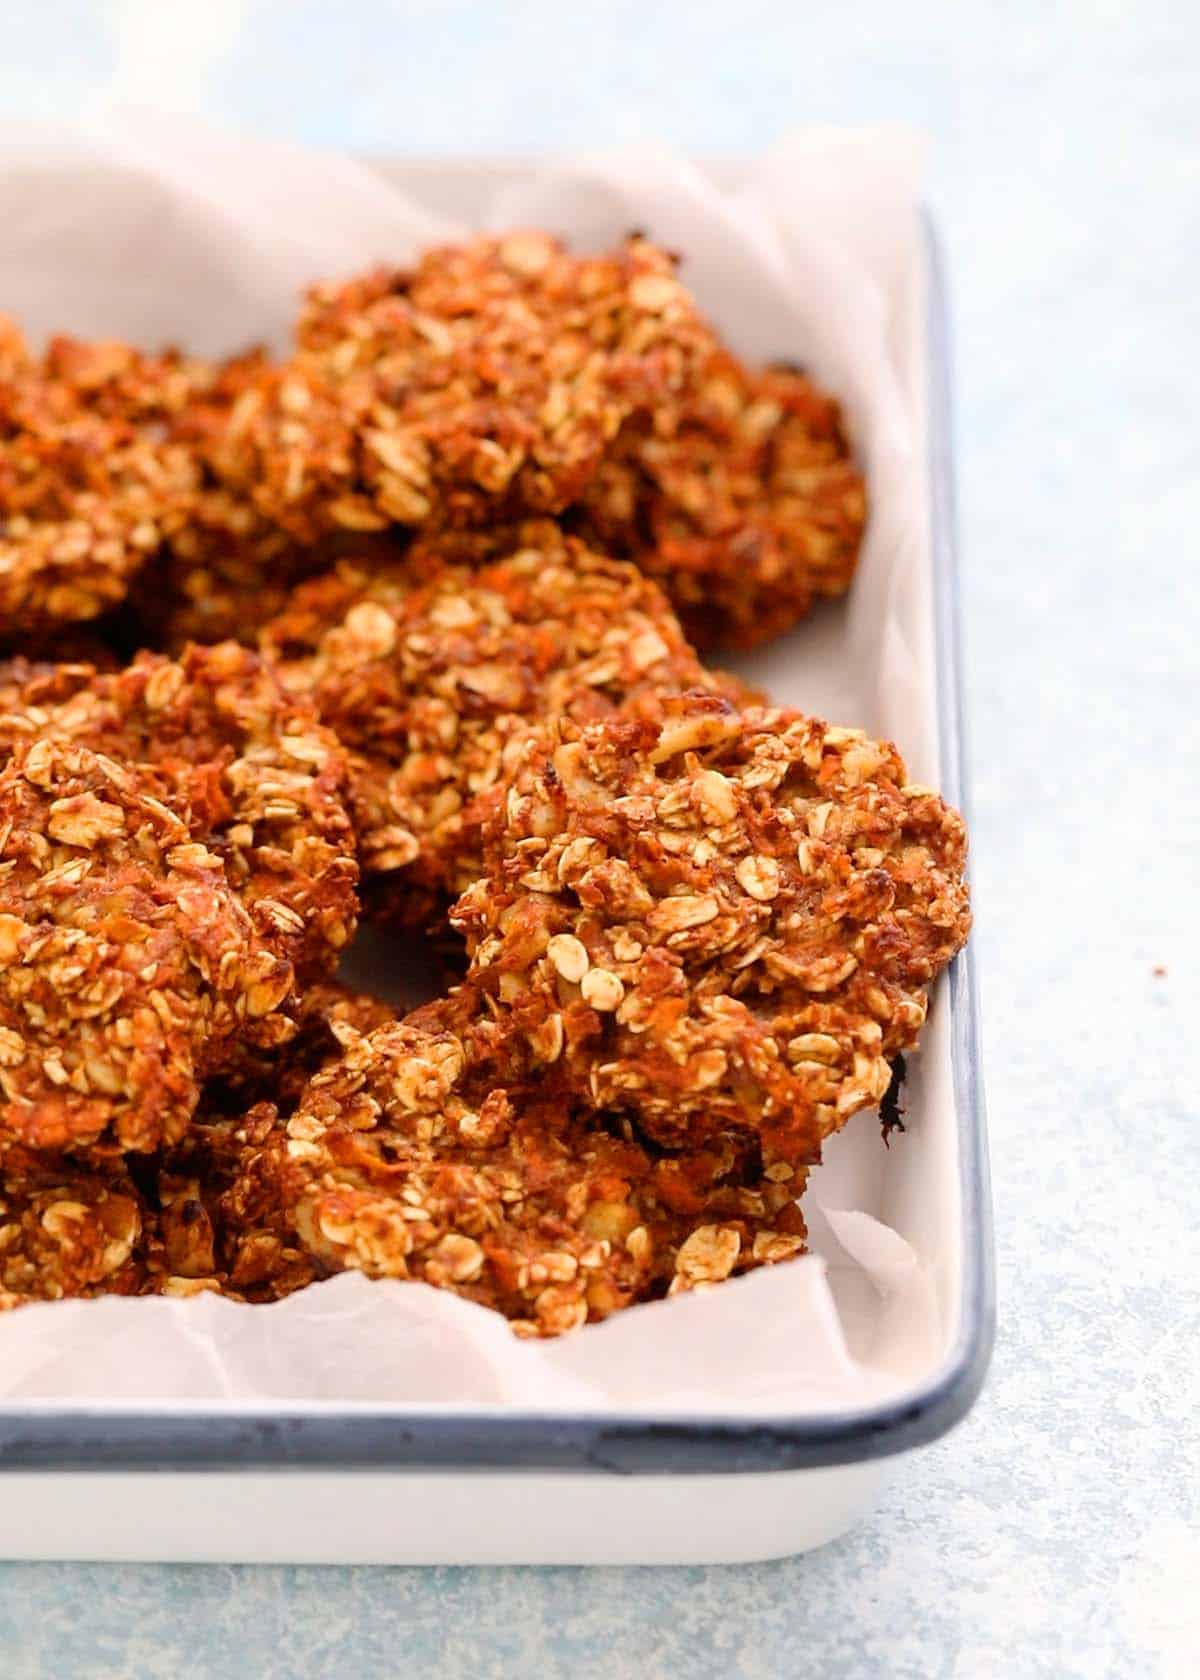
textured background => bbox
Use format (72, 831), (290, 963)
(0, 2), (1197, 1676)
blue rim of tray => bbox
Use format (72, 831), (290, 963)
(0, 213), (994, 1475)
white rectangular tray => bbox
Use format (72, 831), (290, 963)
(0, 159), (991, 1565)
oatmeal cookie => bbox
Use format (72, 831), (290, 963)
(200, 235), (713, 544)
(576, 351), (866, 648)
(0, 740), (296, 1154)
(454, 694), (970, 1167)
(0, 642), (359, 983)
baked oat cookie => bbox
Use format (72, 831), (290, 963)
(259, 989), (806, 1335)
(576, 351), (866, 648)
(0, 231), (968, 1332)
(0, 739), (296, 1154)
(453, 694), (970, 1167)
(0, 328), (207, 634)
(0, 642), (359, 983)
(0, 331), (305, 651)
(260, 521), (745, 926)
(199, 235), (713, 544)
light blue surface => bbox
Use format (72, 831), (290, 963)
(1, 3), (1198, 1676)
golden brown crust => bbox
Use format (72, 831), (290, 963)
(576, 352), (866, 648)
(199, 235), (714, 545)
(132, 528), (409, 654)
(453, 696), (970, 1166)
(260, 521), (741, 927)
(0, 981), (397, 1308)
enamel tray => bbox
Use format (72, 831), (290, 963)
(0, 166), (992, 1565)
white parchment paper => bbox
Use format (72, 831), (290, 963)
(0, 120), (954, 1415)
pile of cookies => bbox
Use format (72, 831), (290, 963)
(0, 234), (969, 1334)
